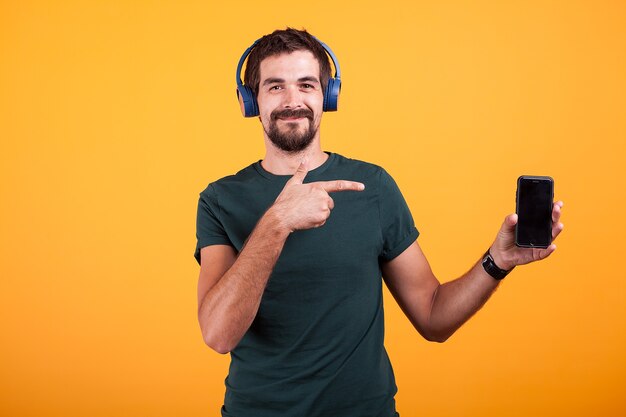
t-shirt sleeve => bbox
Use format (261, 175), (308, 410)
(194, 184), (233, 265)
(378, 168), (419, 261)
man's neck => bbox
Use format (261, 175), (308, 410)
(261, 143), (328, 176)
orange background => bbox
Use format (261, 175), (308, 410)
(1, 1), (625, 416)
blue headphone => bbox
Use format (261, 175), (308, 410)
(235, 37), (342, 117)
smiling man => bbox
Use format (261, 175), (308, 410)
(194, 28), (564, 417)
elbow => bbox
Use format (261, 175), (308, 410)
(425, 333), (450, 343)
(198, 308), (234, 354)
(211, 344), (232, 355)
(202, 332), (233, 354)
(421, 327), (453, 343)
(423, 286), (450, 343)
(199, 319), (234, 354)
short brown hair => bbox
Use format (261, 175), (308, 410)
(243, 28), (332, 97)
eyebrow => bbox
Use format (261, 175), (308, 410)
(262, 76), (320, 86)
(297, 76), (320, 84)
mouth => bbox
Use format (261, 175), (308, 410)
(272, 109), (314, 122)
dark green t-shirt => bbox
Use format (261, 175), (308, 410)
(195, 153), (419, 417)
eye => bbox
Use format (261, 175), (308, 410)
(269, 85), (282, 91)
(301, 84), (313, 89)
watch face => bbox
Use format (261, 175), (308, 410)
(482, 252), (496, 268)
(482, 252), (508, 280)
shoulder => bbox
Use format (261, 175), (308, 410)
(330, 153), (389, 182)
(330, 153), (399, 191)
(198, 162), (260, 198)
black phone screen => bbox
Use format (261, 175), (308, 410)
(515, 176), (554, 248)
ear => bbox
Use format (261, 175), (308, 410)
(323, 77), (341, 112)
(236, 85), (259, 117)
(237, 88), (247, 117)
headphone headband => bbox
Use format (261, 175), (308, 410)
(315, 38), (341, 79)
(235, 35), (342, 117)
(235, 39), (260, 88)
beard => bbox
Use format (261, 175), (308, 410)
(264, 108), (317, 153)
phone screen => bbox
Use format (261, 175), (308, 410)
(515, 176), (553, 248)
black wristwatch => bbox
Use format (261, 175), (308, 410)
(481, 249), (513, 280)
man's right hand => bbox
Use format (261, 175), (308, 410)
(271, 161), (365, 232)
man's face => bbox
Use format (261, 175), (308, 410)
(256, 50), (324, 153)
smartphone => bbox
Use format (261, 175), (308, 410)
(515, 175), (554, 248)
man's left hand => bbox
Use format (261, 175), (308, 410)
(490, 201), (565, 271)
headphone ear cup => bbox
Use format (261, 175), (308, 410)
(323, 77), (341, 112)
(237, 85), (259, 117)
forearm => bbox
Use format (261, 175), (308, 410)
(198, 208), (289, 353)
(386, 205), (563, 344)
(427, 259), (501, 342)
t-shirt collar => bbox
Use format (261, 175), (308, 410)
(253, 151), (336, 181)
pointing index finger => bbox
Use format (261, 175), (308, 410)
(286, 160), (309, 185)
(313, 180), (365, 193)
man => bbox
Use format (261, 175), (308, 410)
(195, 28), (564, 417)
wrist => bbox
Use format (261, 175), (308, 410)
(482, 248), (514, 280)
(489, 247), (515, 271)
(264, 205), (293, 236)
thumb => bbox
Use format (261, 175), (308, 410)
(494, 213), (518, 254)
(286, 160), (308, 185)
(499, 213), (517, 237)
(505, 213), (518, 229)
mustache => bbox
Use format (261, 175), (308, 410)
(271, 108), (314, 121)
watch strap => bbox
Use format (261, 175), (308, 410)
(482, 249), (513, 280)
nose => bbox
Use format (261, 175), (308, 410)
(282, 85), (303, 109)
